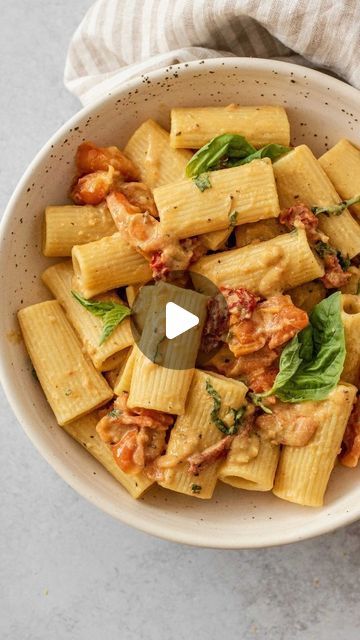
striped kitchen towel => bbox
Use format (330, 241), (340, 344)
(64, 0), (360, 105)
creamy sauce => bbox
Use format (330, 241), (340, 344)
(157, 419), (200, 469)
(227, 432), (260, 465)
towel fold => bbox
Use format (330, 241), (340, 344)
(64, 0), (360, 105)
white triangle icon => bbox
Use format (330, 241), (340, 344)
(165, 302), (200, 340)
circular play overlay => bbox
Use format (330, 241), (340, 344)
(130, 271), (228, 371)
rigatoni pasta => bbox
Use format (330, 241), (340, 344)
(62, 412), (153, 498)
(235, 218), (286, 248)
(170, 105), (290, 149)
(113, 346), (138, 395)
(319, 139), (360, 219)
(219, 439), (279, 492)
(159, 370), (248, 499)
(273, 385), (356, 507)
(18, 300), (113, 425)
(42, 261), (133, 370)
(43, 203), (117, 257)
(201, 228), (232, 251)
(191, 228), (324, 296)
(128, 283), (208, 414)
(72, 232), (152, 298)
(124, 118), (192, 188)
(154, 159), (280, 239)
(341, 294), (360, 385)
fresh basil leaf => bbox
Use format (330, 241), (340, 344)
(229, 210), (238, 227)
(71, 290), (115, 317)
(248, 392), (273, 414)
(250, 328), (311, 406)
(315, 241), (350, 272)
(108, 409), (121, 418)
(234, 144), (291, 166)
(205, 378), (246, 435)
(338, 253), (351, 271)
(72, 290), (131, 344)
(186, 135), (290, 177)
(298, 324), (314, 363)
(186, 134), (255, 177)
(193, 172), (211, 192)
(224, 137), (256, 158)
(315, 241), (336, 259)
(100, 306), (131, 345)
(312, 194), (360, 216)
(271, 335), (303, 391)
(191, 484), (202, 494)
(265, 292), (345, 403)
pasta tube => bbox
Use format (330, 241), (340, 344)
(273, 144), (360, 258)
(235, 218), (285, 248)
(18, 300), (113, 425)
(219, 439), (279, 491)
(72, 233), (152, 298)
(62, 412), (153, 498)
(104, 357), (127, 390)
(125, 283), (145, 307)
(158, 370), (248, 499)
(170, 105), (290, 149)
(128, 283), (208, 414)
(319, 139), (360, 219)
(42, 261), (133, 371)
(43, 204), (116, 257)
(340, 267), (360, 295)
(341, 294), (360, 385)
(273, 384), (356, 507)
(153, 159), (280, 239)
(191, 228), (324, 297)
(113, 346), (137, 395)
(201, 228), (232, 251)
(124, 118), (192, 188)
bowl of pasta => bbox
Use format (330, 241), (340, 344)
(2, 57), (360, 548)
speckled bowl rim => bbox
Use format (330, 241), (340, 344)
(1, 57), (360, 549)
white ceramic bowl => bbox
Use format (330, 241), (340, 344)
(1, 58), (360, 548)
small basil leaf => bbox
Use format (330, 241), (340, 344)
(72, 290), (131, 344)
(248, 392), (273, 414)
(100, 306), (132, 345)
(315, 241), (350, 272)
(186, 134), (255, 177)
(71, 291), (114, 317)
(234, 144), (291, 166)
(312, 194), (360, 216)
(193, 172), (211, 192)
(229, 210), (238, 227)
(205, 378), (246, 435)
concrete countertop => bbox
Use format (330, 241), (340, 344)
(0, 2), (359, 638)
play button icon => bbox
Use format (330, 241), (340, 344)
(129, 271), (228, 371)
(165, 302), (199, 340)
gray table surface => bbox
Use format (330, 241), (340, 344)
(1, 2), (360, 639)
